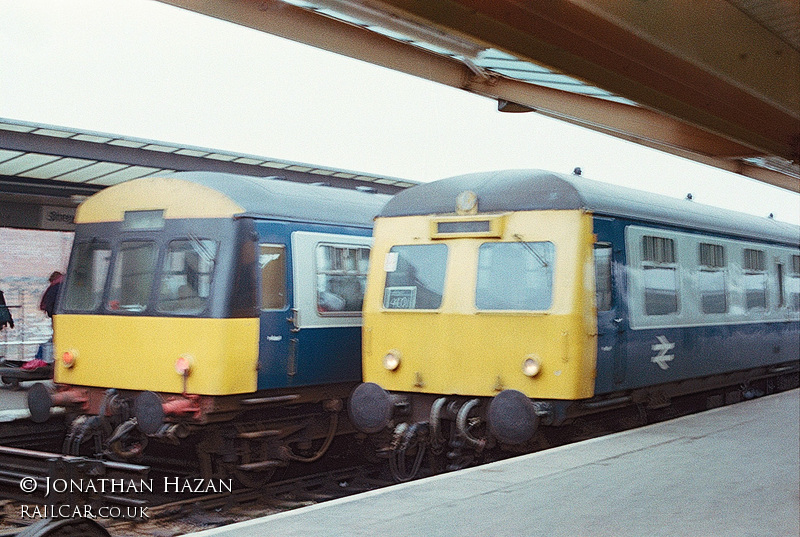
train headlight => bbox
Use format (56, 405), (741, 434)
(61, 350), (77, 368)
(522, 355), (542, 377)
(175, 354), (192, 376)
(383, 350), (401, 371)
(455, 190), (478, 215)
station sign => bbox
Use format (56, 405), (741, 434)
(39, 205), (76, 231)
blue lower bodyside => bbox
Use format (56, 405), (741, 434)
(595, 319), (799, 395)
(256, 326), (362, 389)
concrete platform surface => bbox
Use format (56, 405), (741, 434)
(187, 389), (800, 537)
(0, 380), (53, 421)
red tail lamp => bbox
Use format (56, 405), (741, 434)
(62, 350), (77, 368)
(175, 354), (192, 376)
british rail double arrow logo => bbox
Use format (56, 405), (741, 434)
(651, 335), (675, 370)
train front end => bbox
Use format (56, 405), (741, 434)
(28, 176), (260, 451)
(348, 170), (598, 476)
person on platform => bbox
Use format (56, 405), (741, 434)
(34, 271), (63, 366)
(39, 271), (63, 319)
(0, 289), (14, 331)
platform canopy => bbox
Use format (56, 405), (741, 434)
(158, 0), (800, 193)
(0, 118), (414, 230)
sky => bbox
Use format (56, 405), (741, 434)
(1, 0), (798, 224)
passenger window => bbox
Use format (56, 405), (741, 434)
(476, 242), (555, 311)
(157, 238), (218, 314)
(63, 241), (111, 312)
(108, 241), (157, 312)
(642, 236), (678, 316)
(384, 244), (447, 309)
(743, 248), (767, 310)
(594, 244), (613, 311)
(698, 243), (727, 314)
(260, 244), (287, 310)
(316, 244), (369, 314)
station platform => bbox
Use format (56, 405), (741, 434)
(187, 389), (799, 537)
(0, 380), (42, 420)
(0, 379), (58, 419)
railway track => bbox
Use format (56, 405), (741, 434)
(0, 415), (65, 453)
(0, 463), (391, 537)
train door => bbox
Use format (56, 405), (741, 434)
(290, 231), (372, 387)
(255, 222), (293, 389)
(594, 242), (628, 392)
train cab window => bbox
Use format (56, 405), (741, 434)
(698, 243), (727, 314)
(788, 255), (800, 311)
(594, 244), (613, 311)
(63, 241), (111, 312)
(384, 244), (447, 309)
(156, 238), (218, 314)
(743, 248), (767, 310)
(260, 244), (287, 310)
(642, 235), (678, 316)
(476, 241), (554, 311)
(108, 241), (157, 313)
(316, 245), (369, 314)
(230, 240), (258, 317)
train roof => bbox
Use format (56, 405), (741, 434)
(379, 169), (800, 246)
(77, 171), (390, 228)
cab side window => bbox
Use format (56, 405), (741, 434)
(260, 244), (287, 310)
(230, 240), (258, 317)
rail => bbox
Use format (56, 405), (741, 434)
(0, 445), (149, 507)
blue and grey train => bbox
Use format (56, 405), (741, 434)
(28, 171), (389, 485)
(348, 169), (800, 479)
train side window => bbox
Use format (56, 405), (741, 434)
(642, 235), (678, 316)
(260, 244), (287, 310)
(316, 244), (369, 314)
(476, 241), (555, 311)
(594, 243), (613, 311)
(743, 248), (767, 310)
(789, 255), (800, 311)
(63, 241), (111, 312)
(384, 244), (447, 310)
(156, 238), (218, 314)
(776, 262), (785, 308)
(698, 243), (727, 314)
